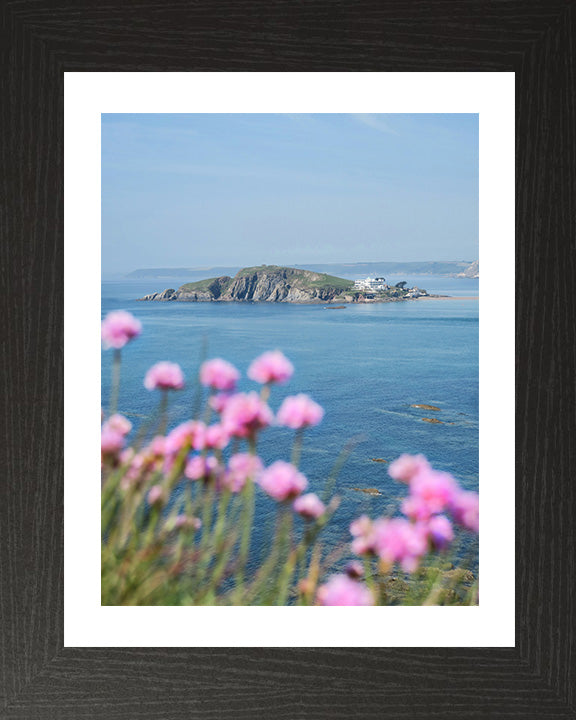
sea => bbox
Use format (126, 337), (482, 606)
(102, 274), (479, 565)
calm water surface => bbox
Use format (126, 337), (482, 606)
(102, 276), (479, 561)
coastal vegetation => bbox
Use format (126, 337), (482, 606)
(234, 264), (352, 289)
(101, 310), (479, 606)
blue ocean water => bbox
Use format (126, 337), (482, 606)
(102, 276), (478, 559)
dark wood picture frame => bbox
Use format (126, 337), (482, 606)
(1, 1), (575, 717)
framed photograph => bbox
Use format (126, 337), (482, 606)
(3, 2), (574, 717)
(73, 74), (507, 646)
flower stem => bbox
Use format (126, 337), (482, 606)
(276, 512), (298, 605)
(234, 478), (255, 591)
(364, 556), (377, 598)
(291, 428), (304, 467)
(158, 390), (169, 434)
(110, 349), (121, 414)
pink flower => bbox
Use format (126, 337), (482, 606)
(276, 394), (324, 429)
(147, 435), (166, 457)
(101, 427), (125, 456)
(258, 461), (308, 501)
(401, 495), (433, 522)
(200, 358), (240, 392)
(204, 423), (230, 450)
(293, 493), (326, 520)
(388, 454), (431, 484)
(426, 515), (454, 550)
(121, 451), (147, 488)
(122, 438), (167, 487)
(209, 392), (233, 413)
(147, 485), (165, 506)
(165, 421), (206, 455)
(410, 470), (458, 515)
(221, 391), (273, 439)
(450, 491), (479, 533)
(350, 515), (377, 556)
(373, 518), (428, 572)
(248, 350), (294, 385)
(316, 574), (374, 606)
(144, 362), (185, 391)
(101, 310), (142, 349)
(223, 453), (263, 493)
(184, 455), (221, 482)
(102, 413), (132, 436)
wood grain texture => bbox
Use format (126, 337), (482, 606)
(1, 0), (575, 717)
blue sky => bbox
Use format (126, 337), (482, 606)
(102, 113), (478, 275)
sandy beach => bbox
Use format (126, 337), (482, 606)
(418, 295), (479, 300)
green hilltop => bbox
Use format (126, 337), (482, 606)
(180, 265), (354, 293)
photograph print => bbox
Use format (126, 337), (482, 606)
(101, 113), (479, 607)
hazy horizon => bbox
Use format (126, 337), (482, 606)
(102, 113), (478, 275)
(102, 262), (479, 285)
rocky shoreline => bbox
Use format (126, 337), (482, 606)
(137, 292), (447, 304)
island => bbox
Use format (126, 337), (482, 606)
(137, 265), (433, 304)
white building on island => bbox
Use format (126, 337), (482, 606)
(353, 276), (387, 291)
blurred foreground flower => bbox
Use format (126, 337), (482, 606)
(144, 361), (185, 391)
(101, 310), (141, 349)
(316, 574), (374, 606)
(225, 453), (263, 493)
(101, 427), (124, 460)
(103, 413), (132, 436)
(221, 391), (273, 439)
(293, 493), (325, 520)
(388, 453), (430, 484)
(200, 358), (240, 392)
(372, 518), (428, 573)
(248, 350), (294, 385)
(258, 461), (308, 501)
(450, 491), (480, 533)
(277, 394), (324, 429)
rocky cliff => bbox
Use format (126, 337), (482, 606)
(139, 266), (354, 304)
(456, 260), (479, 279)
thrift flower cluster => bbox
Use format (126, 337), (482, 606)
(144, 362), (185, 391)
(248, 350), (294, 385)
(101, 310), (326, 517)
(313, 456), (479, 606)
(348, 454), (478, 573)
(101, 310), (479, 607)
(101, 310), (141, 349)
(277, 394), (324, 429)
(316, 574), (374, 607)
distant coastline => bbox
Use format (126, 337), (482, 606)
(127, 260), (479, 282)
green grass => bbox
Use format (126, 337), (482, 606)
(178, 266), (354, 294)
(235, 264), (283, 276)
(179, 276), (232, 292)
(236, 265), (353, 290)
(307, 274), (353, 290)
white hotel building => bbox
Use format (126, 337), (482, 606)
(353, 276), (387, 291)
